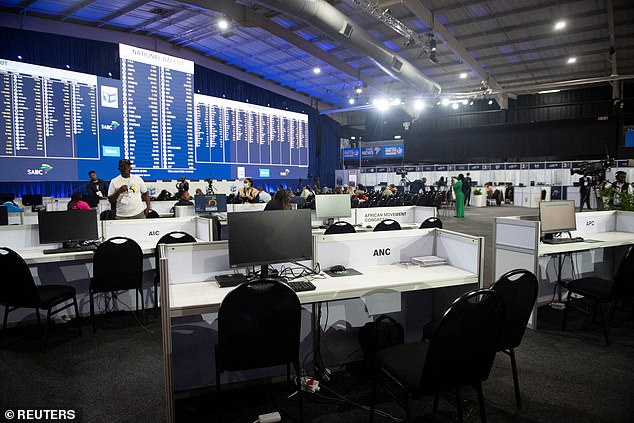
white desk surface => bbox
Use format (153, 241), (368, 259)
(538, 231), (634, 255)
(169, 264), (478, 317)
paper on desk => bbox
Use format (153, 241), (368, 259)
(362, 292), (402, 316)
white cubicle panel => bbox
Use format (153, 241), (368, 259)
(231, 203), (267, 212)
(174, 205), (195, 217)
(572, 211), (616, 235)
(165, 241), (230, 285)
(313, 229), (435, 269)
(151, 201), (176, 215)
(22, 213), (39, 225)
(435, 230), (483, 277)
(0, 224), (40, 249)
(101, 216), (197, 245)
(355, 206), (418, 227)
(414, 206), (437, 223)
(495, 218), (539, 250)
(615, 211), (634, 233)
(8, 213), (22, 225)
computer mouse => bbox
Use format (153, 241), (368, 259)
(366, 225), (373, 229)
(330, 265), (346, 273)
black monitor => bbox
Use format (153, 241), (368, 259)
(83, 194), (100, 208)
(21, 194), (43, 206)
(315, 194), (352, 226)
(539, 200), (576, 240)
(0, 193), (15, 204)
(0, 205), (7, 226)
(227, 209), (313, 278)
(194, 194), (227, 213)
(38, 209), (98, 248)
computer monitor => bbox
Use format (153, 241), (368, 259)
(194, 194), (227, 214)
(227, 209), (313, 278)
(539, 200), (576, 239)
(0, 205), (8, 226)
(315, 194), (352, 226)
(0, 193), (15, 204)
(38, 209), (98, 248)
(83, 194), (100, 208)
(21, 194), (43, 206)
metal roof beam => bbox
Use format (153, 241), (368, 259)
(97, 0), (150, 28)
(59, 0), (97, 21)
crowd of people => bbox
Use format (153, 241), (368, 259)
(8, 164), (632, 219)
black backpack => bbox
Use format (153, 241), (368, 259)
(358, 315), (404, 374)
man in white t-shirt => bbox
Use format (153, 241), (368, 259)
(107, 159), (151, 219)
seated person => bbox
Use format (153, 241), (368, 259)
(67, 192), (91, 210)
(2, 198), (24, 213)
(257, 186), (272, 203)
(174, 191), (194, 207)
(353, 184), (368, 202)
(237, 177), (259, 203)
(195, 188), (204, 196)
(288, 190), (305, 208)
(381, 184), (396, 197)
(484, 183), (503, 206)
(264, 189), (291, 210)
(156, 189), (173, 201)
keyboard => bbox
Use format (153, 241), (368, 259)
(42, 245), (98, 254)
(286, 280), (317, 292)
(215, 273), (248, 287)
(542, 237), (584, 245)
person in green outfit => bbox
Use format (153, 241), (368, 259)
(452, 175), (465, 218)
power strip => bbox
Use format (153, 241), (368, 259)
(549, 302), (566, 310)
(258, 411), (281, 423)
(300, 376), (320, 393)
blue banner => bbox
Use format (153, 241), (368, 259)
(455, 164), (468, 171)
(435, 165), (448, 171)
(506, 163), (520, 170)
(530, 163), (545, 169)
(423, 165), (435, 172)
(469, 164), (483, 170)
(405, 166), (417, 172)
(546, 162), (563, 169)
(491, 164), (505, 170)
(342, 148), (359, 159)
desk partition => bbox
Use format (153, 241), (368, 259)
(160, 228), (483, 422)
(494, 210), (634, 329)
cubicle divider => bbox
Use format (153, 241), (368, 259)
(494, 210), (634, 329)
(159, 227), (482, 422)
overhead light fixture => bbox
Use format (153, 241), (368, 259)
(313, 67), (321, 74)
(350, 136), (356, 140)
(414, 100), (425, 110)
(429, 38), (437, 52)
(459, 72), (467, 79)
(218, 18), (229, 30)
(441, 98), (450, 107)
(348, 98), (355, 105)
(469, 101), (474, 106)
(462, 99), (468, 105)
(17, 55), (22, 60)
(428, 51), (438, 64)
(488, 99), (493, 105)
(451, 103), (459, 110)
(538, 89), (561, 94)
(567, 57), (577, 64)
(554, 20), (566, 30)
(394, 135), (402, 139)
(355, 85), (363, 94)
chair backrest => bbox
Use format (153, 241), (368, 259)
(490, 269), (538, 350)
(373, 219), (402, 232)
(324, 221), (356, 235)
(216, 279), (301, 372)
(91, 237), (143, 293)
(420, 217), (443, 229)
(0, 247), (40, 307)
(154, 231), (197, 278)
(99, 209), (116, 220)
(612, 246), (634, 299)
(421, 289), (505, 393)
(146, 209), (160, 218)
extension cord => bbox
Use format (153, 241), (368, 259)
(300, 376), (320, 393)
(258, 411), (281, 423)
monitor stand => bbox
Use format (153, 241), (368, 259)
(326, 217), (335, 227)
(541, 233), (554, 242)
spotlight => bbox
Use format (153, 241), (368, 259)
(462, 99), (468, 105)
(428, 51), (438, 64)
(488, 99), (493, 105)
(429, 39), (436, 51)
(567, 57), (577, 64)
(451, 103), (459, 110)
(313, 67), (321, 74)
(17, 55), (22, 60)
(218, 18), (229, 30)
(459, 72), (467, 79)
(355, 85), (363, 94)
(441, 98), (450, 107)
(414, 100), (424, 110)
(554, 20), (566, 30)
(65, 64), (70, 69)
(348, 98), (355, 105)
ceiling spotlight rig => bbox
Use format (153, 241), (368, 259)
(418, 32), (438, 64)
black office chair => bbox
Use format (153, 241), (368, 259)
(89, 237), (144, 333)
(369, 289), (505, 423)
(99, 209), (115, 220)
(324, 221), (356, 235)
(422, 269), (538, 407)
(153, 231), (196, 317)
(562, 246), (634, 346)
(419, 217), (443, 229)
(373, 219), (402, 232)
(0, 247), (81, 352)
(215, 279), (303, 422)
(146, 209), (160, 218)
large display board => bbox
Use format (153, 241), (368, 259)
(0, 45), (309, 182)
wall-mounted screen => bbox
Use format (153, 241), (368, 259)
(0, 44), (310, 182)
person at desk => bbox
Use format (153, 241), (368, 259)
(1, 199), (23, 213)
(257, 186), (272, 203)
(264, 189), (291, 210)
(174, 191), (193, 207)
(452, 176), (464, 218)
(195, 188), (204, 196)
(381, 184), (396, 197)
(86, 170), (108, 198)
(107, 159), (151, 219)
(602, 171), (633, 209)
(237, 177), (259, 203)
(485, 183), (503, 206)
(67, 192), (91, 210)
